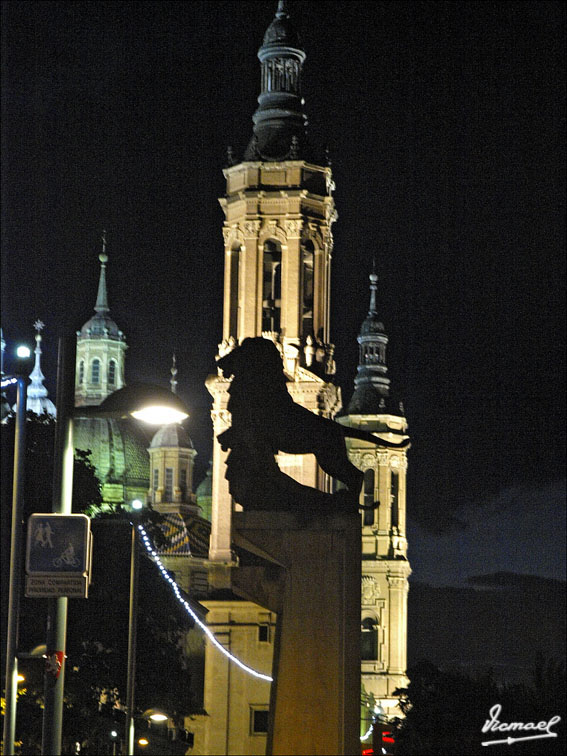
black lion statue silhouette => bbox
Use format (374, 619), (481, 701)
(216, 338), (409, 512)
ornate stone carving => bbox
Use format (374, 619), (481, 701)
(361, 453), (375, 468)
(387, 575), (407, 589)
(361, 576), (380, 605)
(349, 451), (361, 467)
(284, 219), (302, 237)
(240, 220), (261, 236)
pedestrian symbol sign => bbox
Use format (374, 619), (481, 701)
(25, 514), (92, 598)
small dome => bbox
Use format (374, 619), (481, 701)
(196, 465), (212, 498)
(149, 423), (193, 450)
(360, 315), (386, 337)
(79, 313), (122, 339)
(262, 2), (301, 49)
(347, 385), (394, 416)
(263, 15), (301, 48)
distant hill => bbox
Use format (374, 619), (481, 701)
(407, 573), (566, 684)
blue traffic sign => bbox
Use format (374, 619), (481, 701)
(26, 514), (90, 575)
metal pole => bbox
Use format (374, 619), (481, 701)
(42, 335), (75, 755)
(3, 376), (27, 756)
(125, 523), (140, 755)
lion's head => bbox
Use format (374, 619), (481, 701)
(217, 337), (285, 381)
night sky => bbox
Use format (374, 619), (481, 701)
(2, 1), (565, 585)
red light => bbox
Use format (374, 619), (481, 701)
(362, 749), (374, 755)
(382, 730), (395, 744)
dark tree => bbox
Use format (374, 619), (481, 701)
(391, 660), (566, 756)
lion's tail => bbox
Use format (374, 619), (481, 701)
(340, 426), (410, 448)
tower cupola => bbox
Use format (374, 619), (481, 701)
(244, 0), (309, 161)
(347, 266), (393, 414)
(75, 232), (127, 406)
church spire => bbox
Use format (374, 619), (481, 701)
(25, 319), (56, 417)
(244, 0), (309, 161)
(95, 230), (109, 314)
(346, 267), (392, 414)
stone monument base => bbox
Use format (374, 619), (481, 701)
(232, 510), (361, 756)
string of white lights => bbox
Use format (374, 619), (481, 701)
(1, 377), (19, 388)
(360, 722), (374, 741)
(137, 523), (273, 683)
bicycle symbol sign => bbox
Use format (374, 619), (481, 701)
(26, 514), (90, 575)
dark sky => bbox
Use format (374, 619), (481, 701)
(2, 1), (565, 583)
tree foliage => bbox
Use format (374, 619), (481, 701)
(391, 659), (566, 755)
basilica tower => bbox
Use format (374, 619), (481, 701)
(339, 268), (411, 720)
(207, 0), (341, 561)
(75, 232), (127, 407)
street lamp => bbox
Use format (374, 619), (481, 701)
(2, 372), (27, 756)
(41, 335), (190, 756)
(79, 383), (189, 756)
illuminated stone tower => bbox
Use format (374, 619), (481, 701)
(339, 267), (411, 720)
(207, 0), (340, 561)
(75, 231), (127, 407)
(73, 232), (148, 507)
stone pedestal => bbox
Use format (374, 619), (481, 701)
(232, 510), (361, 756)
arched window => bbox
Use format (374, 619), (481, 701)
(78, 360), (85, 384)
(262, 240), (281, 332)
(390, 470), (399, 529)
(301, 241), (314, 339)
(228, 245), (241, 338)
(91, 358), (100, 384)
(108, 360), (116, 385)
(361, 617), (378, 661)
(362, 468), (376, 526)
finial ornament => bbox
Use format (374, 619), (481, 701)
(368, 264), (378, 314)
(34, 319), (45, 334)
(276, 0), (288, 17)
(289, 135), (300, 159)
(100, 229), (108, 263)
(226, 145), (236, 167)
(170, 353), (178, 394)
(94, 232), (110, 314)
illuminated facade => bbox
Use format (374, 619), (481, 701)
(195, 2), (411, 751)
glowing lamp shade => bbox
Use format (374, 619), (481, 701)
(76, 383), (189, 425)
(16, 345), (31, 358)
(138, 738), (149, 746)
(131, 499), (144, 510)
(130, 405), (188, 425)
(149, 713), (168, 722)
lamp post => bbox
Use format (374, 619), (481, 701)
(39, 337), (189, 755)
(125, 515), (140, 756)
(2, 373), (27, 756)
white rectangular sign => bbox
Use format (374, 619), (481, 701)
(25, 574), (89, 598)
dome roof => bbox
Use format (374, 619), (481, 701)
(79, 313), (122, 339)
(149, 423), (193, 450)
(196, 465), (212, 498)
(360, 315), (386, 337)
(346, 385), (400, 416)
(74, 416), (150, 490)
(262, 1), (301, 48)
